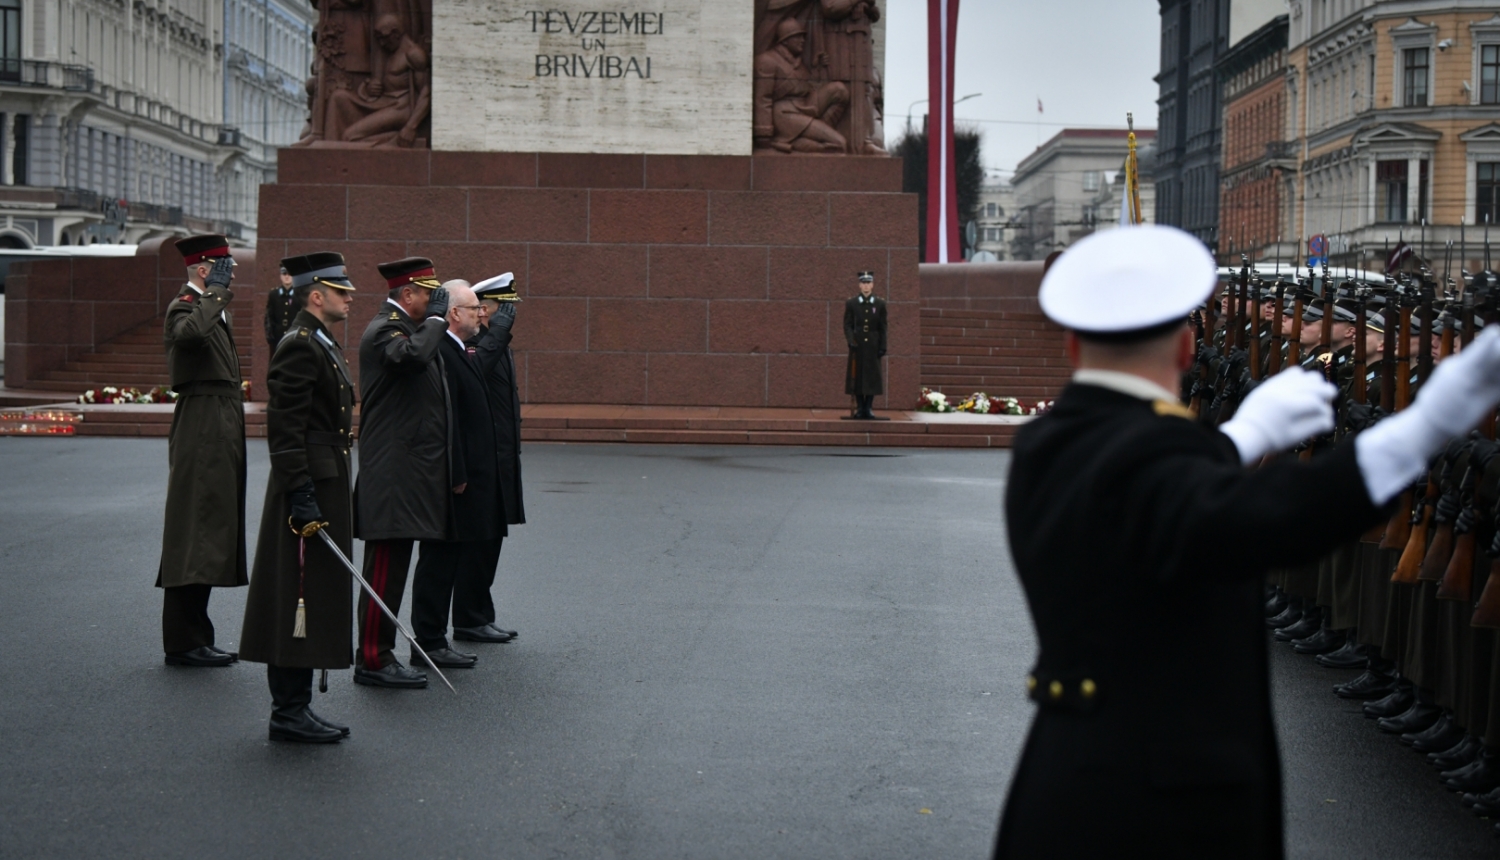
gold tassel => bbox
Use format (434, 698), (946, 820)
(293, 599), (307, 639)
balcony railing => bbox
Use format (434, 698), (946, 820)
(0, 60), (95, 91)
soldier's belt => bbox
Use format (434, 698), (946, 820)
(305, 430), (351, 447)
(1026, 669), (1101, 713)
(173, 380), (241, 397)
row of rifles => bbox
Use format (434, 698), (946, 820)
(1188, 242), (1500, 629)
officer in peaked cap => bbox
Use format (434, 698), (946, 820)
(351, 257), (453, 689)
(451, 272), (526, 646)
(239, 252), (357, 742)
(157, 234), (247, 668)
(843, 271), (887, 420)
(992, 224), (1500, 858)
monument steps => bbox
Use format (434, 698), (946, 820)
(918, 308), (1068, 403)
(32, 315), (253, 394)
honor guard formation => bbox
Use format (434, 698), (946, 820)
(156, 235), (526, 741)
(995, 225), (1500, 857)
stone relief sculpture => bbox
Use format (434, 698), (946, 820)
(298, 0), (432, 148)
(753, 0), (886, 156)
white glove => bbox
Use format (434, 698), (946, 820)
(1220, 368), (1338, 465)
(1356, 326), (1500, 504)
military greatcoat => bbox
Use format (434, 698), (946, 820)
(470, 322), (526, 526)
(843, 294), (886, 397)
(239, 312), (355, 668)
(354, 302), (453, 541)
(995, 383), (1386, 860)
(157, 283), (248, 589)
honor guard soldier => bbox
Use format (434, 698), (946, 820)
(843, 271), (887, 420)
(158, 234), (247, 667)
(353, 257), (453, 689)
(992, 225), (1500, 859)
(455, 272), (526, 645)
(239, 252), (357, 743)
(263, 264), (302, 349)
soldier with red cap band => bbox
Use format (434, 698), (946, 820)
(158, 234), (247, 668)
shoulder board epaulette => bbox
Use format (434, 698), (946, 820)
(178, 292), (195, 303)
(277, 327), (309, 349)
(1153, 400), (1197, 420)
(390, 312), (401, 320)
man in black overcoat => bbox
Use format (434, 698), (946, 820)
(239, 252), (357, 743)
(843, 270), (886, 419)
(353, 257), (452, 689)
(453, 272), (527, 645)
(993, 224), (1500, 859)
(158, 234), (246, 667)
(408, 282), (503, 668)
(263, 264), (302, 349)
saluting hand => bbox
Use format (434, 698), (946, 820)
(205, 256), (235, 290)
(492, 302), (517, 332)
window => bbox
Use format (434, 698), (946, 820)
(11, 113), (26, 185)
(985, 202), (997, 218)
(1083, 171), (1101, 192)
(1483, 45), (1500, 105)
(984, 227), (1000, 242)
(1378, 160), (1408, 222)
(1479, 163), (1500, 226)
(1403, 48), (1429, 107)
(0, 0), (19, 82)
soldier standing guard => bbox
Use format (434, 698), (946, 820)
(992, 225), (1500, 858)
(843, 270), (886, 420)
(263, 265), (302, 349)
(238, 253), (357, 743)
(157, 234), (247, 667)
(352, 257), (452, 689)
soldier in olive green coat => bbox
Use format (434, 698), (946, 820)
(157, 234), (247, 668)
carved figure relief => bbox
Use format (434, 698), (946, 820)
(298, 0), (432, 148)
(754, 0), (886, 156)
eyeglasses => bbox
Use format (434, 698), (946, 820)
(451, 304), (481, 312)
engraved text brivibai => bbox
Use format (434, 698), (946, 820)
(530, 8), (660, 79)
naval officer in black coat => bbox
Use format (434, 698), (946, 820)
(843, 270), (886, 419)
(239, 252), (357, 743)
(993, 224), (1500, 859)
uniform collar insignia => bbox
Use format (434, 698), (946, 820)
(314, 329), (335, 347)
(1152, 399), (1197, 420)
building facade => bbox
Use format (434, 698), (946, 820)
(974, 180), (1017, 261)
(1009, 128), (1157, 261)
(0, 0), (310, 249)
(1090, 141), (1160, 232)
(1218, 14), (1293, 262)
(1155, 0), (1232, 247)
(1289, 1), (1500, 272)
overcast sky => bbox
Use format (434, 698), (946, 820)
(882, 0), (1164, 180)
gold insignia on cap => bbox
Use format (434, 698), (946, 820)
(1153, 400), (1196, 420)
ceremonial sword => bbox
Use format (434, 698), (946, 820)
(299, 524), (457, 694)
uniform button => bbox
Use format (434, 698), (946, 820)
(1048, 681), (1063, 700)
(1025, 675), (1037, 694)
(1080, 679), (1097, 699)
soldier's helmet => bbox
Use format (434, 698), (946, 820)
(777, 16), (807, 44)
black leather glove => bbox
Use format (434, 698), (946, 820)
(426, 286), (450, 320)
(288, 479), (324, 535)
(492, 302), (517, 332)
(205, 256), (235, 290)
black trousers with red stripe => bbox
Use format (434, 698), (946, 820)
(357, 539), (415, 669)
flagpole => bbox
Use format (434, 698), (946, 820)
(925, 0), (961, 263)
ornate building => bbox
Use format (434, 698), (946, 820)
(1288, 0), (1500, 272)
(1009, 128), (1156, 261)
(1218, 13), (1292, 262)
(1155, 0), (1232, 247)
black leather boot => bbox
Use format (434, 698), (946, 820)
(1404, 713), (1463, 752)
(306, 707), (350, 737)
(1266, 600), (1303, 629)
(1274, 605), (1322, 642)
(1465, 786), (1500, 814)
(1363, 682), (1415, 718)
(1265, 589), (1289, 618)
(1431, 736), (1483, 769)
(1377, 689), (1441, 734)
(1315, 634), (1368, 669)
(1443, 753), (1500, 793)
(1292, 624), (1344, 655)
(1335, 666), (1397, 699)
(268, 665), (343, 744)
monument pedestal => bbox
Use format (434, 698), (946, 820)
(255, 149), (918, 410)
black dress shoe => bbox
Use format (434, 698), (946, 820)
(1377, 699), (1441, 734)
(1266, 604), (1303, 629)
(1433, 736), (1484, 769)
(1443, 754), (1500, 793)
(1409, 715), (1466, 753)
(1315, 638), (1368, 669)
(1465, 786), (1500, 814)
(1363, 685), (1415, 717)
(353, 662), (428, 689)
(165, 646), (235, 667)
(269, 707), (343, 744)
(1292, 626), (1344, 655)
(306, 707), (350, 737)
(1335, 669), (1398, 699)
(1274, 609), (1322, 642)
(487, 623), (518, 640)
(1265, 591), (1290, 618)
(453, 625), (516, 644)
(414, 647), (477, 668)
(207, 645), (240, 663)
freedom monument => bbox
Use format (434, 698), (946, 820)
(261, 0), (913, 410)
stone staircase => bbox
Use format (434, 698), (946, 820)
(31, 312), (254, 394)
(919, 308), (1070, 405)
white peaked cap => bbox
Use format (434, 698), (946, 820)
(1039, 224), (1217, 334)
(473, 272), (515, 292)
